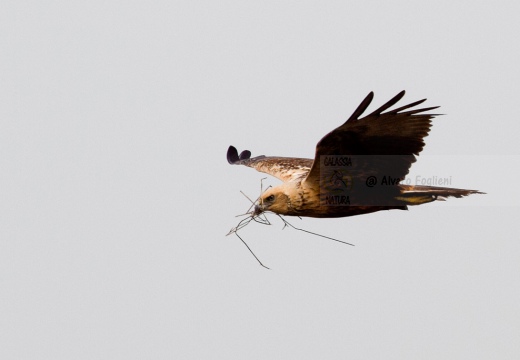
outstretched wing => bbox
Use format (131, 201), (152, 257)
(227, 145), (312, 183)
(303, 90), (439, 189)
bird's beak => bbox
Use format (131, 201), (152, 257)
(253, 204), (264, 216)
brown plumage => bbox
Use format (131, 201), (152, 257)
(227, 91), (483, 218)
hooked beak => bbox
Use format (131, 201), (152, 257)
(253, 204), (264, 216)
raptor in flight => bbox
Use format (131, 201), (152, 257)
(227, 91), (482, 219)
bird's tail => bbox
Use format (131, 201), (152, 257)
(396, 185), (484, 205)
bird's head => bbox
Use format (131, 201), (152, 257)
(255, 184), (297, 216)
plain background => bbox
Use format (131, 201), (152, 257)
(1, 1), (519, 359)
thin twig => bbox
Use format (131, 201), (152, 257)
(276, 214), (355, 246)
(234, 231), (271, 270)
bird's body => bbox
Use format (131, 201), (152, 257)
(227, 91), (482, 219)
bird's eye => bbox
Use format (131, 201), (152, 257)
(265, 195), (275, 202)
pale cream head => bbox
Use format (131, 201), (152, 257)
(258, 183), (300, 215)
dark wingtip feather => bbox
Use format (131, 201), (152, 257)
(389, 98), (427, 114)
(239, 150), (251, 160)
(347, 91), (374, 122)
(367, 90), (406, 116)
(227, 145), (240, 164)
(399, 105), (441, 116)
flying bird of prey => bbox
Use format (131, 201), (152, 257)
(228, 91), (482, 219)
(227, 91), (483, 268)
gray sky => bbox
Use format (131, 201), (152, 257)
(1, 1), (519, 359)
